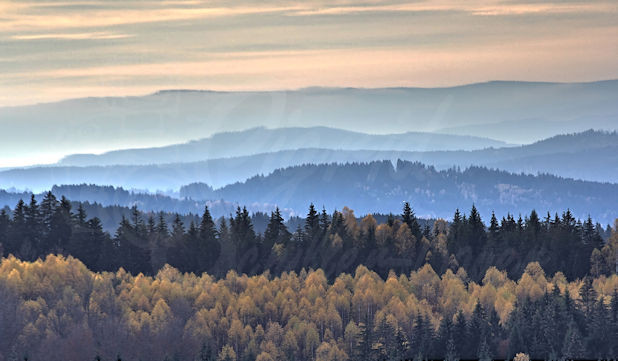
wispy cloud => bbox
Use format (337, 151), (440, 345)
(0, 0), (616, 106)
(12, 31), (132, 40)
(288, 1), (615, 16)
(3, 0), (615, 33)
(0, 3), (305, 32)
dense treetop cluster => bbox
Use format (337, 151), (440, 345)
(0, 255), (616, 360)
(0, 193), (615, 283)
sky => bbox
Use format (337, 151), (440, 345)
(0, 0), (617, 107)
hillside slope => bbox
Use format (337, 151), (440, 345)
(209, 160), (618, 224)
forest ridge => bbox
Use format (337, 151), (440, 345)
(1, 194), (615, 283)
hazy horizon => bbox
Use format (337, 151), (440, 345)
(3, 78), (618, 109)
(2, 80), (617, 168)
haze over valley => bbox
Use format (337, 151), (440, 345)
(2, 80), (617, 167)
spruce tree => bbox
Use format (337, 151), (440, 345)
(230, 207), (256, 252)
(198, 206), (220, 272)
(319, 207), (330, 237)
(448, 209), (463, 252)
(264, 208), (290, 248)
(116, 215), (151, 275)
(453, 310), (468, 358)
(488, 211), (500, 244)
(157, 212), (169, 238)
(0, 209), (8, 256)
(402, 202), (421, 240)
(24, 195), (41, 258)
(146, 215), (156, 236)
(469, 302), (485, 357)
(586, 300), (610, 358)
(467, 204), (487, 251)
(39, 191), (58, 234)
(411, 314), (431, 359)
(578, 276), (596, 317)
(75, 203), (87, 226)
(48, 197), (72, 253)
(304, 204), (320, 242)
(8, 199), (27, 256)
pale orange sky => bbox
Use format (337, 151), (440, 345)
(0, 0), (617, 106)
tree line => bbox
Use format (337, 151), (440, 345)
(0, 193), (615, 283)
(0, 255), (616, 360)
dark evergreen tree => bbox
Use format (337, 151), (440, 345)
(579, 276), (597, 317)
(468, 302), (486, 357)
(410, 314), (431, 359)
(230, 207), (256, 252)
(304, 204), (320, 243)
(157, 212), (169, 238)
(146, 215), (156, 236)
(48, 197), (72, 253)
(39, 191), (58, 234)
(402, 202), (421, 240)
(448, 209), (463, 253)
(171, 214), (185, 240)
(7, 199), (27, 256)
(115, 215), (151, 275)
(466, 205), (487, 252)
(319, 207), (330, 237)
(24, 195), (41, 259)
(582, 216), (604, 251)
(453, 310), (468, 358)
(198, 206), (220, 273)
(488, 211), (500, 244)
(264, 208), (291, 248)
(586, 300), (610, 358)
(0, 209), (7, 255)
(75, 203), (87, 226)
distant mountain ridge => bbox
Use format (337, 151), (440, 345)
(0, 129), (616, 191)
(2, 159), (616, 224)
(1, 80), (616, 166)
(57, 127), (509, 166)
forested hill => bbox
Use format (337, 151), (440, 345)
(2, 160), (618, 224)
(0, 186), (295, 231)
(2, 130), (616, 192)
(208, 160), (618, 224)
